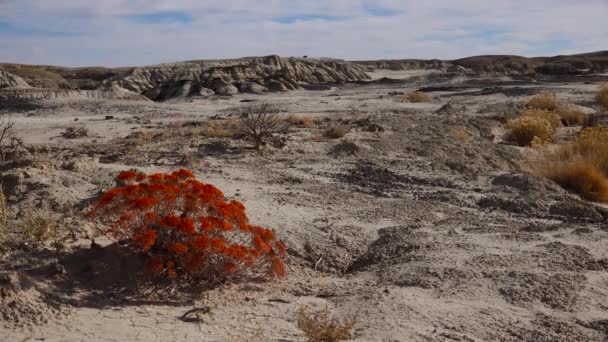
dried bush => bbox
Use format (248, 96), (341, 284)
(298, 307), (356, 342)
(88, 169), (287, 282)
(526, 91), (559, 111)
(239, 103), (290, 152)
(0, 183), (7, 222)
(556, 105), (586, 126)
(505, 109), (561, 146)
(286, 115), (314, 128)
(0, 116), (16, 161)
(205, 119), (240, 138)
(21, 209), (60, 246)
(596, 84), (608, 110)
(522, 108), (562, 129)
(569, 126), (608, 173)
(451, 126), (468, 142)
(583, 112), (606, 128)
(538, 160), (608, 202)
(324, 126), (348, 139)
(400, 91), (432, 103)
(535, 126), (608, 202)
(61, 126), (89, 139)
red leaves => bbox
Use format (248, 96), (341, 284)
(168, 242), (188, 255)
(133, 229), (157, 251)
(129, 197), (159, 210)
(89, 169), (287, 282)
(117, 170), (138, 182)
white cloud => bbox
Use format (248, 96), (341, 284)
(0, 0), (606, 66)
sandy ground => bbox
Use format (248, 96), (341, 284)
(1, 70), (608, 341)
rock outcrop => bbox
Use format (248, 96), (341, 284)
(355, 59), (448, 71)
(0, 71), (29, 89)
(0, 82), (149, 109)
(116, 55), (370, 100)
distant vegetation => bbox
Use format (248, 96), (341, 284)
(401, 91), (432, 103)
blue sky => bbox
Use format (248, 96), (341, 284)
(0, 0), (606, 66)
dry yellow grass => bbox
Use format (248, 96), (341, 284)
(0, 184), (7, 222)
(324, 126), (348, 139)
(297, 307), (356, 342)
(596, 84), (608, 110)
(537, 160), (608, 202)
(451, 126), (468, 142)
(522, 108), (561, 128)
(286, 115), (315, 128)
(205, 119), (240, 138)
(505, 109), (561, 146)
(535, 126), (608, 202)
(400, 91), (432, 103)
(526, 91), (559, 111)
(555, 105), (586, 126)
(21, 209), (59, 246)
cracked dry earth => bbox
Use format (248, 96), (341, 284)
(1, 73), (608, 341)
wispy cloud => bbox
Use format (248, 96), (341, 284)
(0, 1), (605, 66)
(364, 4), (400, 17)
(0, 21), (79, 37)
(272, 14), (347, 24)
(126, 11), (193, 25)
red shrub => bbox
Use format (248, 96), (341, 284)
(88, 169), (287, 281)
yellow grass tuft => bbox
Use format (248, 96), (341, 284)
(205, 119), (240, 138)
(400, 91), (432, 103)
(505, 109), (561, 146)
(555, 105), (586, 126)
(297, 307), (356, 342)
(324, 126), (348, 139)
(451, 126), (468, 142)
(526, 91), (559, 111)
(535, 126), (608, 202)
(537, 160), (608, 202)
(596, 84), (608, 110)
(286, 115), (315, 128)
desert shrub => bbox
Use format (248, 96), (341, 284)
(205, 119), (240, 138)
(0, 116), (16, 161)
(0, 184), (7, 222)
(324, 126), (348, 139)
(451, 126), (468, 142)
(297, 307), (356, 342)
(535, 126), (608, 202)
(400, 91), (431, 103)
(537, 160), (608, 202)
(526, 91), (559, 111)
(286, 115), (314, 128)
(20, 209), (60, 246)
(556, 105), (586, 126)
(522, 108), (561, 129)
(505, 109), (560, 146)
(239, 103), (290, 152)
(570, 126), (608, 172)
(583, 112), (606, 128)
(596, 84), (608, 110)
(88, 169), (287, 281)
(61, 126), (89, 139)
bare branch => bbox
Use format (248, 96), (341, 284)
(239, 103), (290, 153)
(0, 115), (16, 162)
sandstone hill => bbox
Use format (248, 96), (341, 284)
(2, 52), (607, 107)
(354, 50), (608, 75)
(0, 56), (370, 105)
